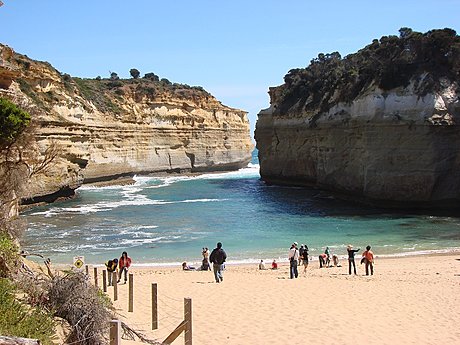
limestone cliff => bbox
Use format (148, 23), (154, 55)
(255, 28), (460, 207)
(0, 44), (253, 203)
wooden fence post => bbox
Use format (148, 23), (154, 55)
(128, 273), (133, 312)
(184, 298), (192, 345)
(102, 270), (107, 292)
(152, 283), (158, 330)
(109, 320), (121, 345)
(113, 272), (118, 301)
(94, 267), (98, 287)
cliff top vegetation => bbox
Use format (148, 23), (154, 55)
(272, 28), (460, 116)
(1, 45), (216, 116)
(70, 73), (210, 115)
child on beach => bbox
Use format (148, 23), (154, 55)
(271, 260), (278, 269)
(332, 254), (341, 267)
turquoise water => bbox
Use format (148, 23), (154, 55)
(21, 150), (460, 266)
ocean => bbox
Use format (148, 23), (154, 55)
(21, 150), (460, 266)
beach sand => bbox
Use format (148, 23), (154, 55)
(101, 254), (460, 345)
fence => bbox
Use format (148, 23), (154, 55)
(85, 265), (193, 345)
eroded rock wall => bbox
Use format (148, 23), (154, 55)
(0, 44), (253, 201)
(255, 81), (460, 207)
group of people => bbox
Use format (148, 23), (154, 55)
(258, 259), (278, 270)
(287, 242), (375, 279)
(105, 251), (132, 285)
(349, 244), (374, 276)
(103, 242), (374, 285)
(288, 242), (312, 278)
(181, 243), (227, 284)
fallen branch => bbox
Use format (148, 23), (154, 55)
(0, 335), (40, 345)
(120, 322), (162, 345)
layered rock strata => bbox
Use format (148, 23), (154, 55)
(256, 80), (460, 207)
(0, 44), (253, 202)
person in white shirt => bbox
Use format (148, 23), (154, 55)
(258, 259), (266, 270)
(288, 242), (299, 279)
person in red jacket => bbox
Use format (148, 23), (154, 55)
(118, 251), (132, 284)
(361, 245), (374, 276)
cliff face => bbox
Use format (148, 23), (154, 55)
(0, 44), (253, 202)
(255, 29), (460, 207)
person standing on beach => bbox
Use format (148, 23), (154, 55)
(204, 247), (211, 271)
(325, 247), (331, 266)
(299, 245), (305, 267)
(347, 245), (360, 275)
(362, 245), (374, 275)
(118, 251), (132, 284)
(301, 244), (309, 273)
(210, 242), (227, 283)
(288, 242), (299, 279)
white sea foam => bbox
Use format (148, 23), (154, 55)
(78, 184), (126, 191)
(30, 192), (225, 217)
(142, 164), (260, 189)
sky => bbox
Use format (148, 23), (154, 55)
(1, 1), (459, 138)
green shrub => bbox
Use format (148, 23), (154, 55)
(0, 278), (55, 344)
(0, 233), (20, 277)
(0, 98), (31, 149)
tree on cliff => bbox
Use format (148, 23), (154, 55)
(143, 72), (160, 81)
(109, 71), (119, 80)
(130, 68), (140, 79)
(0, 98), (58, 239)
(0, 97), (30, 148)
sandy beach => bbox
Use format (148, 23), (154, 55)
(95, 254), (460, 345)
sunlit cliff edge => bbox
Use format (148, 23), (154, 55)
(0, 44), (253, 204)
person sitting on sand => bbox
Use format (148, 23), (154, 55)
(259, 260), (266, 270)
(361, 245), (374, 275)
(182, 262), (196, 271)
(347, 244), (360, 275)
(201, 257), (210, 271)
(201, 247), (211, 271)
(271, 260), (278, 270)
(332, 254), (341, 267)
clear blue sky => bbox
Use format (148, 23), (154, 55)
(1, 1), (459, 137)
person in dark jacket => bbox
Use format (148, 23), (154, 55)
(209, 242), (227, 283)
(347, 244), (360, 275)
(105, 258), (118, 286)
